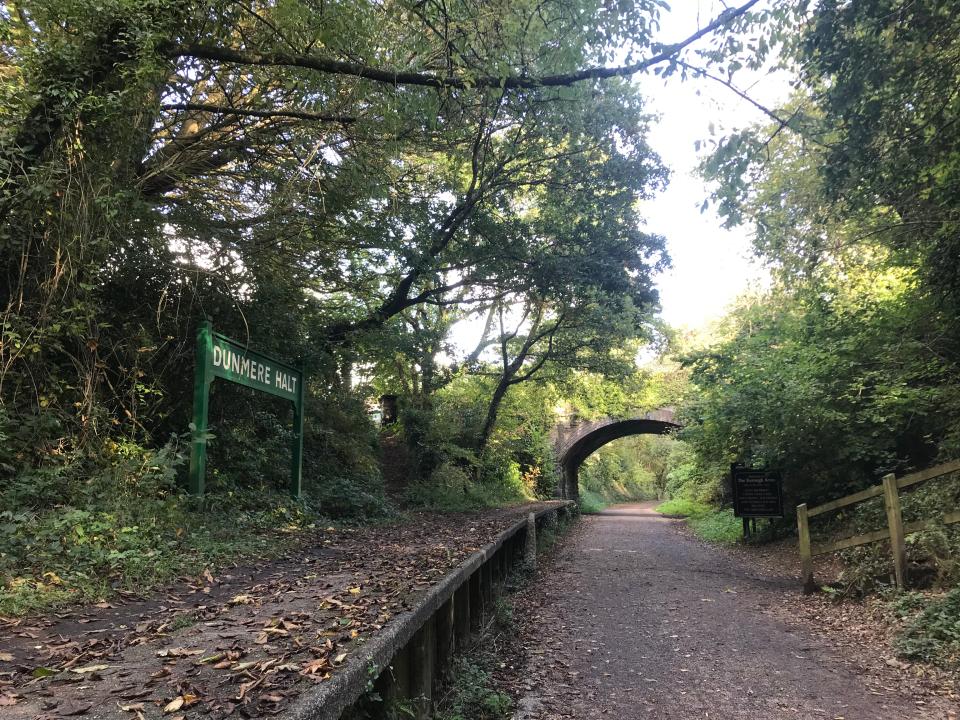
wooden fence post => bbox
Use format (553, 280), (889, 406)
(454, 582), (471, 650)
(882, 473), (907, 589)
(797, 503), (815, 594)
(409, 618), (434, 719)
(434, 598), (454, 686)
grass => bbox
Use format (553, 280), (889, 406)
(578, 488), (608, 514)
(654, 499), (742, 544)
(654, 498), (709, 517)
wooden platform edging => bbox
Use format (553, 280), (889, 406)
(797, 460), (960, 592)
(283, 501), (574, 720)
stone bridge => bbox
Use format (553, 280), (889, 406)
(552, 408), (679, 500)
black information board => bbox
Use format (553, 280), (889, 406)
(731, 464), (784, 518)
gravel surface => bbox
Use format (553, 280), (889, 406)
(504, 502), (959, 719)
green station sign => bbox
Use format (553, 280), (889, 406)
(189, 321), (305, 497)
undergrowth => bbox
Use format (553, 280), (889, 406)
(403, 448), (536, 512)
(654, 499), (742, 544)
(0, 436), (322, 615)
(810, 470), (960, 596)
(892, 588), (960, 668)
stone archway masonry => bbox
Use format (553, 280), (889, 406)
(551, 408), (679, 500)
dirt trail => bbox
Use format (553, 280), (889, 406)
(506, 502), (958, 719)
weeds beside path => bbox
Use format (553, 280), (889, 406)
(0, 502), (558, 718)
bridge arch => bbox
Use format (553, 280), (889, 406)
(552, 409), (680, 500)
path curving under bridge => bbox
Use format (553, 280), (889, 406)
(551, 409), (679, 500)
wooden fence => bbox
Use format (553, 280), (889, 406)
(797, 459), (960, 593)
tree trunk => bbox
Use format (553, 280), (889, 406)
(476, 377), (511, 453)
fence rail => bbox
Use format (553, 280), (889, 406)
(797, 460), (960, 593)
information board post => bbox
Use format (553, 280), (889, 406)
(188, 320), (305, 498)
(189, 321), (214, 495)
(290, 375), (305, 498)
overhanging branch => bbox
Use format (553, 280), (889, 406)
(162, 102), (357, 124)
(166, 1), (760, 91)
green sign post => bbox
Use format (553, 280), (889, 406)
(189, 321), (305, 497)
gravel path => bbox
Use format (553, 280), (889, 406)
(507, 502), (957, 719)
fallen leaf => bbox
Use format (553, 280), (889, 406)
(0, 652), (14, 662)
(157, 647), (204, 658)
(0, 694), (18, 707)
(348, 587), (361, 595)
(32, 667), (58, 678)
(118, 703), (144, 712)
(71, 664), (109, 674)
(301, 658), (330, 675)
(333, 653), (347, 664)
(163, 697), (184, 714)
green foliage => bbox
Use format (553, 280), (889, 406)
(687, 0), (960, 529)
(0, 0), (766, 616)
(894, 588), (960, 667)
(436, 657), (513, 720)
(0, 437), (315, 615)
(655, 499), (741, 544)
(400, 375), (562, 510)
(404, 464), (530, 512)
(577, 489), (609, 515)
(654, 498), (709, 517)
(686, 509), (742, 545)
(578, 436), (664, 510)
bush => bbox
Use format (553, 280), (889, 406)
(405, 461), (531, 511)
(578, 488), (608, 514)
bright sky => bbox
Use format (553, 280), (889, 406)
(637, 1), (791, 331)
